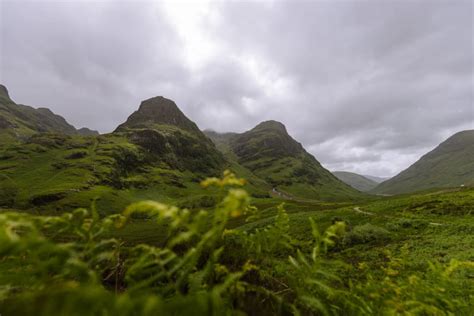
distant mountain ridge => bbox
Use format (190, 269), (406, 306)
(7, 83), (472, 211)
(113, 95), (225, 175)
(0, 84), (98, 141)
(0, 92), (225, 212)
(372, 130), (474, 194)
(332, 171), (378, 192)
(363, 175), (389, 183)
(115, 96), (202, 134)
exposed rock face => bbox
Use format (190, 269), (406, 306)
(0, 84), (11, 100)
(231, 120), (305, 162)
(0, 116), (15, 129)
(34, 107), (78, 134)
(114, 96), (225, 175)
(206, 120), (362, 200)
(115, 96), (202, 134)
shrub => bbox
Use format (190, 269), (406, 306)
(0, 172), (472, 315)
(65, 150), (87, 159)
(0, 179), (18, 207)
(0, 171), (350, 315)
(343, 223), (392, 246)
(387, 218), (428, 230)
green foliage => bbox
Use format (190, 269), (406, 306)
(1, 173), (472, 315)
(353, 250), (474, 315)
(0, 176), (18, 207)
(342, 223), (392, 246)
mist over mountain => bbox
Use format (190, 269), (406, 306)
(115, 96), (203, 135)
(332, 171), (378, 192)
(363, 175), (390, 183)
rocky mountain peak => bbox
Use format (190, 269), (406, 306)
(231, 120), (304, 160)
(115, 96), (200, 133)
(252, 120), (288, 133)
(0, 84), (11, 101)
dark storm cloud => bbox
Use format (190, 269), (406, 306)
(1, 0), (472, 176)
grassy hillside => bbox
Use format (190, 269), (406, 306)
(208, 121), (364, 201)
(1, 173), (472, 315)
(1, 89), (472, 315)
(0, 97), (276, 213)
(373, 130), (474, 195)
(0, 132), (218, 213)
(333, 171), (378, 192)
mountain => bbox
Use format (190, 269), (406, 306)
(363, 175), (389, 183)
(0, 95), (226, 212)
(0, 87), (361, 212)
(372, 130), (474, 195)
(115, 96), (201, 134)
(114, 96), (224, 174)
(208, 121), (363, 201)
(332, 171), (378, 192)
(0, 84), (11, 100)
(0, 84), (96, 141)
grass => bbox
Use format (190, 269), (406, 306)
(92, 185), (474, 296)
(0, 132), (230, 214)
(0, 177), (473, 315)
(0, 105), (473, 314)
(206, 121), (366, 201)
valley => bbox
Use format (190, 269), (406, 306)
(0, 85), (473, 315)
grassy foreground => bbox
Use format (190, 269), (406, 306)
(0, 172), (473, 315)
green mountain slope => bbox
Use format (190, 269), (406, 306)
(332, 171), (378, 192)
(0, 95), (227, 213)
(208, 121), (363, 201)
(372, 130), (474, 195)
(114, 96), (225, 175)
(0, 84), (98, 142)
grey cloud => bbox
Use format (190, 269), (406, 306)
(1, 0), (472, 177)
(1, 0), (189, 131)
(208, 0), (472, 176)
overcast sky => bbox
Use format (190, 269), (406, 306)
(1, 0), (472, 177)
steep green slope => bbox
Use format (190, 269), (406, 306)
(209, 121), (363, 201)
(332, 171), (378, 192)
(114, 96), (224, 175)
(204, 130), (271, 198)
(0, 96), (228, 213)
(373, 130), (474, 195)
(0, 133), (235, 214)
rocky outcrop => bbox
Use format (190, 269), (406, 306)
(0, 84), (11, 101)
(115, 96), (202, 134)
